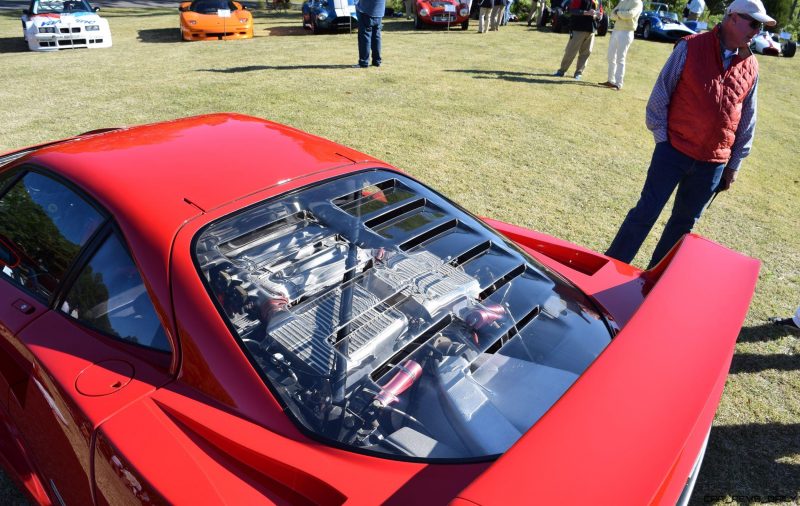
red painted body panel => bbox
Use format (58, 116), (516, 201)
(452, 234), (758, 504)
(415, 0), (470, 25)
(0, 114), (759, 505)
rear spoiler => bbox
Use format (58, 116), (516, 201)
(451, 234), (759, 505)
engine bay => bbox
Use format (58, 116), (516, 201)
(195, 170), (612, 460)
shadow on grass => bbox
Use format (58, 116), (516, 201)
(730, 352), (799, 374)
(197, 64), (353, 72)
(737, 321), (800, 343)
(0, 37), (29, 54)
(266, 25), (310, 36)
(690, 423), (800, 505)
(138, 28), (181, 43)
(445, 69), (600, 86)
(0, 11), (24, 20)
(102, 10), (177, 18)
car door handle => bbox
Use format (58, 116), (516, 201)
(12, 299), (35, 315)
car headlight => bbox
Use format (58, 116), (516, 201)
(85, 24), (100, 31)
(189, 19), (197, 25)
(317, 11), (328, 20)
(238, 17), (248, 23)
(459, 7), (468, 15)
(419, 7), (429, 16)
(38, 26), (56, 33)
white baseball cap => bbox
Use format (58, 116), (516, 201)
(726, 0), (776, 26)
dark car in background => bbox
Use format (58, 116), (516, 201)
(635, 2), (695, 41)
(302, 0), (357, 33)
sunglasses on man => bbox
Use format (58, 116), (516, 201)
(736, 12), (763, 30)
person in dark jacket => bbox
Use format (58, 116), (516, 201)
(553, 0), (603, 79)
(605, 0), (773, 267)
(356, 0), (386, 67)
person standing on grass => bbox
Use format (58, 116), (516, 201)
(502, 0), (514, 25)
(355, 0), (385, 68)
(599, 0), (642, 90)
(405, 0), (414, 19)
(553, 0), (604, 80)
(478, 0), (494, 32)
(490, 0), (507, 30)
(527, 0), (544, 26)
(771, 305), (800, 329)
(605, 0), (774, 268)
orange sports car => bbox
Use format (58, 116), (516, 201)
(179, 0), (253, 41)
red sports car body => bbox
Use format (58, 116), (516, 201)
(0, 114), (758, 505)
(414, 0), (470, 29)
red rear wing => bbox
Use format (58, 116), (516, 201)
(452, 233), (759, 505)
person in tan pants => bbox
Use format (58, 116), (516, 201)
(553, 0), (602, 79)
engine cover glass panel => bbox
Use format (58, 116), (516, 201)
(194, 170), (612, 461)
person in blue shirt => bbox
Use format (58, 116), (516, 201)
(356, 0), (385, 67)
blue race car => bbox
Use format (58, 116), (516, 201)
(635, 2), (695, 41)
(302, 0), (357, 33)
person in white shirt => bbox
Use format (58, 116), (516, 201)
(598, 0), (642, 90)
(685, 0), (705, 20)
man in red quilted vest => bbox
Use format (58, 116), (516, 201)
(604, 0), (775, 268)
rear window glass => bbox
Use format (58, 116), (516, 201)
(195, 171), (612, 461)
(0, 172), (103, 301)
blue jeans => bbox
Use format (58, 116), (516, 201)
(357, 12), (382, 67)
(605, 142), (725, 268)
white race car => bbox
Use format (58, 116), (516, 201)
(750, 30), (796, 57)
(21, 0), (112, 52)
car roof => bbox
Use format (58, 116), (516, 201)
(25, 113), (372, 238)
(17, 113), (377, 334)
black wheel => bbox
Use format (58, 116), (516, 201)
(642, 21), (651, 40)
(414, 14), (422, 29)
(596, 12), (608, 36)
(461, 19), (469, 29)
(783, 40), (797, 57)
(311, 18), (321, 34)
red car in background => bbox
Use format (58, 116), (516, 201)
(414, 0), (470, 29)
(0, 114), (758, 504)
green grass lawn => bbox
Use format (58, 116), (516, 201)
(1, 8), (798, 505)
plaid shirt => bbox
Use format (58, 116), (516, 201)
(645, 40), (758, 171)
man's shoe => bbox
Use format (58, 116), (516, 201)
(353, 64), (368, 68)
(598, 81), (615, 87)
(553, 70), (565, 77)
(770, 317), (800, 329)
(372, 62), (381, 67)
(574, 73), (582, 80)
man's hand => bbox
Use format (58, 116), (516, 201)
(718, 167), (738, 192)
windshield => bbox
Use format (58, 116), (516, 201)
(33, 0), (93, 13)
(647, 2), (669, 12)
(195, 170), (613, 461)
(189, 0), (238, 13)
